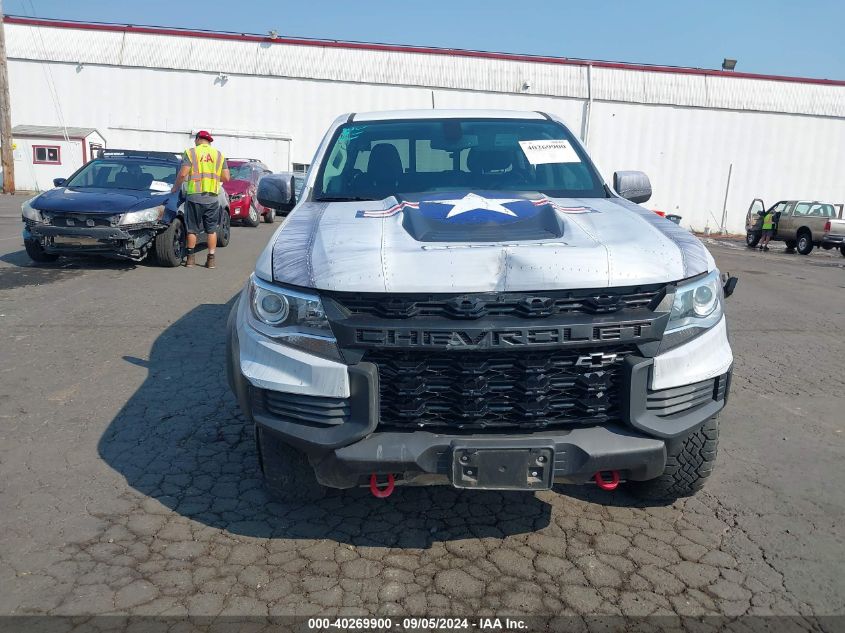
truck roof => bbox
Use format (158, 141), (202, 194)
(350, 109), (548, 122)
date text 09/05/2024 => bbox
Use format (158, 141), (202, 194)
(307, 617), (528, 630)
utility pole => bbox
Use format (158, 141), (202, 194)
(0, 0), (14, 193)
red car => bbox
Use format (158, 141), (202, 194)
(224, 159), (276, 226)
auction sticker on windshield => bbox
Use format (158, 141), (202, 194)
(519, 139), (581, 164)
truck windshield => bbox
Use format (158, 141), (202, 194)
(65, 159), (178, 192)
(315, 118), (607, 201)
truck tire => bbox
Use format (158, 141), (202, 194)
(629, 416), (719, 500)
(745, 231), (760, 248)
(256, 426), (327, 502)
(796, 231), (814, 255)
(24, 239), (59, 263)
(263, 208), (276, 224)
(784, 240), (797, 252)
(244, 202), (261, 227)
(216, 210), (231, 247)
(154, 218), (185, 267)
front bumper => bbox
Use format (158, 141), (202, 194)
(24, 222), (162, 260)
(227, 292), (733, 489)
(228, 196), (251, 218)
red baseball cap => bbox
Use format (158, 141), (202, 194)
(195, 130), (214, 142)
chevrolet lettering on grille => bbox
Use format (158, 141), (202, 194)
(352, 321), (654, 349)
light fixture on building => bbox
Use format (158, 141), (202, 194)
(722, 58), (737, 71)
(268, 30), (279, 40)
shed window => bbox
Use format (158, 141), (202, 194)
(33, 145), (61, 165)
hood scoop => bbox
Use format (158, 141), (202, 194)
(400, 191), (565, 243)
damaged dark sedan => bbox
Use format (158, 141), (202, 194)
(21, 149), (230, 267)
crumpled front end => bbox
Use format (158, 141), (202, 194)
(25, 211), (164, 261)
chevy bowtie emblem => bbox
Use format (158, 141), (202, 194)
(575, 352), (618, 368)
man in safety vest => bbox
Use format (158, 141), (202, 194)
(759, 208), (776, 251)
(171, 130), (230, 268)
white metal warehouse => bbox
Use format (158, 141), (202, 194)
(3, 15), (844, 232)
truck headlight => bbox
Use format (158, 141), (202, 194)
(119, 205), (165, 225)
(21, 198), (43, 223)
(247, 274), (342, 361)
(659, 269), (724, 352)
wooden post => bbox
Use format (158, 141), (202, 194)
(0, 1), (14, 194)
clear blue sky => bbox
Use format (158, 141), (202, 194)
(6, 0), (844, 80)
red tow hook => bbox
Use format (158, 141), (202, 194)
(369, 473), (395, 498)
(594, 470), (620, 491)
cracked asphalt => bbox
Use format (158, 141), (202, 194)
(0, 194), (843, 624)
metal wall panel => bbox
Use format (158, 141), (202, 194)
(7, 23), (844, 117)
(6, 22), (845, 233)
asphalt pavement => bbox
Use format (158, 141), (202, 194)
(0, 193), (843, 626)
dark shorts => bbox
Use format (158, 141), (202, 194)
(762, 229), (774, 238)
(184, 198), (220, 235)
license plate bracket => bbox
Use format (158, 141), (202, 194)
(451, 446), (554, 490)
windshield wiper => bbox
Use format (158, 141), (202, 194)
(314, 196), (378, 202)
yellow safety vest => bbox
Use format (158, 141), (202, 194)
(185, 145), (225, 195)
(762, 212), (774, 230)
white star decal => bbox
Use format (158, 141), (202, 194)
(429, 193), (525, 218)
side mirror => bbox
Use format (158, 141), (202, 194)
(257, 172), (296, 211)
(53, 178), (67, 187)
(613, 171), (652, 204)
(722, 273), (738, 298)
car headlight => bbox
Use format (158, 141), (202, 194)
(119, 205), (165, 225)
(247, 274), (342, 361)
(21, 198), (43, 223)
(658, 269), (724, 352)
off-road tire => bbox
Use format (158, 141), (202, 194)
(745, 231), (760, 248)
(256, 426), (327, 502)
(244, 202), (261, 227)
(216, 210), (231, 247)
(796, 231), (814, 255)
(24, 239), (59, 263)
(629, 416), (719, 500)
(263, 208), (276, 224)
(154, 218), (185, 267)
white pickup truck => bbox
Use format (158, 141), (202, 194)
(227, 109), (737, 503)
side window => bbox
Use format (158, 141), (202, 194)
(820, 204), (835, 218)
(792, 203), (810, 216)
(321, 139), (349, 193)
(772, 202), (787, 213)
(415, 139), (453, 173)
(782, 202), (795, 216)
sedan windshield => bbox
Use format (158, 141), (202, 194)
(65, 159), (178, 192)
(315, 118), (607, 201)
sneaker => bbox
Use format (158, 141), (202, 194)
(205, 253), (216, 269)
(185, 253), (196, 267)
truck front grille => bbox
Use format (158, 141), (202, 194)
(329, 286), (665, 320)
(366, 347), (635, 432)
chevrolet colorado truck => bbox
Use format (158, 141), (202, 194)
(227, 110), (736, 501)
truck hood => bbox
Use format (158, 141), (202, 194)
(32, 187), (175, 214)
(271, 191), (714, 292)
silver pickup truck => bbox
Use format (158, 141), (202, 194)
(745, 199), (844, 255)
